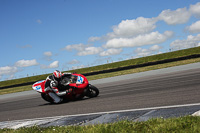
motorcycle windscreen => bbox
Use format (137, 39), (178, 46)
(32, 80), (45, 93)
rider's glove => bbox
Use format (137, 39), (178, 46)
(50, 81), (58, 88)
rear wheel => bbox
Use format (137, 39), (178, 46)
(86, 84), (99, 98)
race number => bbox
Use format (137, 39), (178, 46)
(35, 86), (41, 91)
(76, 76), (84, 84)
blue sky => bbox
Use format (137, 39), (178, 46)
(0, 0), (200, 81)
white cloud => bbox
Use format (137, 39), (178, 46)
(15, 59), (39, 67)
(0, 66), (18, 80)
(49, 61), (59, 68)
(186, 20), (200, 33)
(63, 43), (90, 51)
(68, 59), (80, 64)
(17, 44), (32, 48)
(104, 31), (173, 48)
(0, 59), (38, 80)
(43, 51), (53, 61)
(134, 45), (162, 57)
(78, 47), (103, 56)
(134, 48), (152, 57)
(149, 45), (162, 51)
(71, 65), (85, 70)
(63, 43), (103, 56)
(108, 17), (157, 38)
(170, 34), (200, 50)
(0, 66), (18, 75)
(90, 17), (157, 42)
(88, 36), (101, 42)
(158, 7), (191, 25)
(44, 51), (52, 57)
(100, 48), (123, 56)
(41, 61), (59, 69)
(189, 2), (200, 17)
(87, 2), (199, 53)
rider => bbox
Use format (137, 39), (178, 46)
(45, 70), (72, 103)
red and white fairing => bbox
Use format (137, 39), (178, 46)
(32, 80), (46, 93)
(32, 74), (89, 94)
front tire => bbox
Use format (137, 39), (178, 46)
(86, 84), (99, 98)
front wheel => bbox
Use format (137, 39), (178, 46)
(86, 84), (99, 98)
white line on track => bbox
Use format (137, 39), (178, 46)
(3, 102), (200, 123)
(1, 102), (200, 129)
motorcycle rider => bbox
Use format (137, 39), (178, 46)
(45, 70), (72, 103)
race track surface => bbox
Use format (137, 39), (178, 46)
(0, 65), (200, 122)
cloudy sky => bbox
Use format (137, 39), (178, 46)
(0, 0), (200, 81)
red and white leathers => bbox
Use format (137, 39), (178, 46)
(45, 73), (72, 103)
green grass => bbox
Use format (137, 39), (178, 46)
(1, 116), (200, 132)
(0, 85), (32, 95)
(86, 57), (200, 81)
(1, 46), (200, 88)
(1, 57), (200, 95)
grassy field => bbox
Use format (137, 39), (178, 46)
(1, 55), (200, 95)
(0, 46), (200, 89)
(1, 116), (200, 132)
(0, 57), (200, 95)
(0, 85), (32, 95)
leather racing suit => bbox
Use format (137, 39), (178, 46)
(45, 73), (72, 103)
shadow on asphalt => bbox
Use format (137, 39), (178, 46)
(38, 97), (94, 106)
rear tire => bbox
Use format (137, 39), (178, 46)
(86, 84), (99, 98)
(41, 93), (54, 104)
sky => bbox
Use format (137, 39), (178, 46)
(0, 0), (200, 81)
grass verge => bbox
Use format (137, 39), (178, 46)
(1, 116), (200, 132)
(1, 57), (200, 95)
(1, 46), (200, 88)
(86, 57), (200, 81)
(0, 85), (32, 95)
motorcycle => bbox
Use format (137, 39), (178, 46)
(32, 73), (99, 104)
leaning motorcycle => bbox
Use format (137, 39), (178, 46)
(32, 73), (99, 104)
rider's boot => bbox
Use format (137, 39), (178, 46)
(48, 92), (63, 103)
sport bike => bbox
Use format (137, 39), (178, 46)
(32, 73), (99, 104)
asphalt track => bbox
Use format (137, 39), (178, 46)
(0, 63), (200, 123)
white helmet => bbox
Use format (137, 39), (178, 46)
(53, 70), (62, 79)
